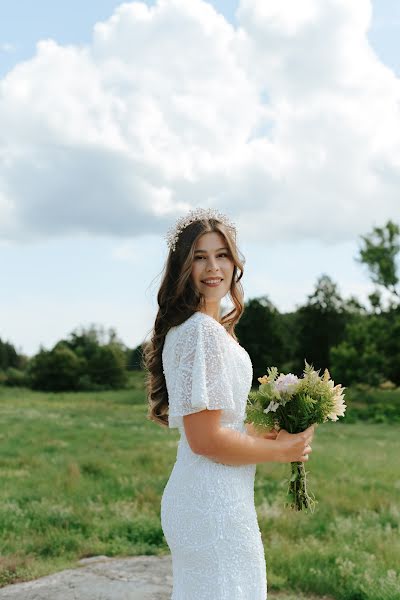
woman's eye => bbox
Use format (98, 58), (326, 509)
(195, 253), (229, 260)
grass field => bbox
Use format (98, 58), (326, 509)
(0, 377), (399, 599)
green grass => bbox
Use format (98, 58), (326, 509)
(255, 423), (400, 599)
(0, 377), (399, 599)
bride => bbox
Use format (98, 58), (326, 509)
(144, 207), (314, 600)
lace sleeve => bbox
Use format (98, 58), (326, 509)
(167, 315), (235, 427)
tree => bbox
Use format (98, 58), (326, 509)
(354, 220), (400, 384)
(3, 367), (30, 387)
(0, 338), (20, 370)
(56, 324), (125, 363)
(379, 310), (400, 385)
(277, 311), (302, 374)
(294, 274), (350, 374)
(356, 219), (400, 309)
(87, 344), (128, 389)
(126, 345), (145, 371)
(330, 315), (387, 386)
(235, 296), (285, 386)
(28, 346), (85, 391)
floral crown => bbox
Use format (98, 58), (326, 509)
(165, 207), (236, 252)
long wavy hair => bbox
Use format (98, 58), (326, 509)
(143, 216), (246, 428)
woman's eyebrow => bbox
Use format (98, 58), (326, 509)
(194, 247), (228, 253)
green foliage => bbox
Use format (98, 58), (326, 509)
(330, 310), (400, 387)
(356, 219), (400, 305)
(247, 391), (276, 430)
(126, 345), (145, 371)
(235, 296), (286, 386)
(2, 368), (30, 388)
(294, 274), (355, 374)
(28, 346), (86, 392)
(343, 385), (400, 424)
(56, 324), (125, 363)
(379, 309), (400, 385)
(330, 316), (386, 387)
(26, 325), (130, 392)
(0, 338), (23, 370)
(87, 344), (128, 389)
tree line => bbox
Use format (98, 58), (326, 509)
(1, 220), (399, 392)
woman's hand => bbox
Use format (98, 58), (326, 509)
(245, 422), (278, 440)
(262, 428), (278, 440)
(275, 424), (315, 463)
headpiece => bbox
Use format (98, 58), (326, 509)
(165, 207), (236, 252)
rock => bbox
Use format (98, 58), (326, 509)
(0, 555), (173, 600)
(0, 556), (334, 600)
(78, 556), (111, 565)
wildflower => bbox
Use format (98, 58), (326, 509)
(264, 400), (280, 414)
(327, 385), (347, 421)
(274, 373), (299, 394)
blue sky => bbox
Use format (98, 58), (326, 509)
(1, 0), (399, 356)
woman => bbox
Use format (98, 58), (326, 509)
(144, 207), (314, 600)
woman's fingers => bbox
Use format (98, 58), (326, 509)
(263, 430), (278, 440)
(302, 425), (315, 444)
(299, 444), (312, 462)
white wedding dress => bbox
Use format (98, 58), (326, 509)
(161, 311), (267, 600)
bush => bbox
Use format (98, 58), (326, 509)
(0, 370), (7, 386)
(3, 368), (30, 387)
(344, 386), (400, 423)
(330, 316), (387, 386)
(88, 344), (128, 389)
(28, 346), (86, 392)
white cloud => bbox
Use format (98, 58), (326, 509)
(0, 0), (399, 246)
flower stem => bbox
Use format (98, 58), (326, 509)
(287, 462), (316, 512)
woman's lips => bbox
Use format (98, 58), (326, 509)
(201, 279), (223, 287)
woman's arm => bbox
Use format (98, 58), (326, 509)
(183, 410), (314, 466)
(208, 427), (285, 465)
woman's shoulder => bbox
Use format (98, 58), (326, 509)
(181, 311), (226, 336)
(166, 311), (226, 344)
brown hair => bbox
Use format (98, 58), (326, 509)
(143, 217), (246, 428)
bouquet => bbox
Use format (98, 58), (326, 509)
(246, 361), (346, 512)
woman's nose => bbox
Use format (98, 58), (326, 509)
(206, 257), (219, 271)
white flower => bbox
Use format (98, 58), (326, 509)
(327, 385), (347, 421)
(274, 373), (300, 394)
(264, 400), (280, 414)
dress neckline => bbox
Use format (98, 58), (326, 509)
(193, 311), (241, 347)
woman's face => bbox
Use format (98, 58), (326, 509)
(191, 232), (234, 305)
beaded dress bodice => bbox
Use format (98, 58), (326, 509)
(162, 311), (253, 430)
